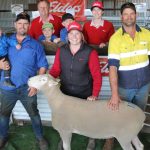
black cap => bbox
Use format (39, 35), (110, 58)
(120, 2), (136, 14)
(15, 12), (30, 22)
(62, 13), (74, 22)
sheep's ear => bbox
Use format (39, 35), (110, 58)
(48, 80), (58, 87)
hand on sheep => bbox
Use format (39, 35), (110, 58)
(87, 96), (97, 101)
(28, 87), (38, 97)
(107, 94), (121, 111)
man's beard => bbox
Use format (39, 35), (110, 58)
(123, 20), (136, 27)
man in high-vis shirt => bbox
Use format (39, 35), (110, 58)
(108, 2), (150, 111)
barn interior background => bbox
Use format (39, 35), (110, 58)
(0, 0), (150, 149)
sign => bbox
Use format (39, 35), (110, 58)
(48, 0), (87, 21)
(99, 56), (109, 76)
(134, 3), (147, 12)
(11, 4), (23, 16)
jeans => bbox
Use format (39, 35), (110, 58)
(119, 83), (150, 110)
(0, 85), (43, 140)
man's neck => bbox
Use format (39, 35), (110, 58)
(41, 15), (49, 23)
(16, 34), (26, 44)
(123, 25), (136, 40)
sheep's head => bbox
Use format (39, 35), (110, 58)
(28, 74), (59, 90)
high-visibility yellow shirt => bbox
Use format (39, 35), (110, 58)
(108, 25), (150, 88)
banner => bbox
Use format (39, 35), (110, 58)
(48, 0), (87, 21)
(99, 57), (109, 76)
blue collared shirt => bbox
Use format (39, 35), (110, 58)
(60, 28), (68, 43)
(38, 34), (58, 42)
(0, 34), (48, 90)
(0, 34), (18, 56)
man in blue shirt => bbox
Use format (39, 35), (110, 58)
(0, 12), (49, 150)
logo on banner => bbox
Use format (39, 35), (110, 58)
(48, 0), (86, 20)
(99, 57), (109, 76)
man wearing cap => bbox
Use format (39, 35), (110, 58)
(28, 0), (63, 40)
(83, 1), (115, 54)
(107, 2), (150, 150)
(49, 21), (102, 150)
(0, 12), (49, 150)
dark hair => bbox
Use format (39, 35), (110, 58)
(37, 0), (49, 7)
(120, 2), (136, 14)
(15, 12), (30, 22)
(62, 13), (74, 22)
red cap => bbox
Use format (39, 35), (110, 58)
(91, 1), (104, 10)
(67, 21), (82, 32)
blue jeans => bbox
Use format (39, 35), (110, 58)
(119, 83), (150, 110)
(0, 85), (43, 140)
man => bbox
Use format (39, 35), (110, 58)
(107, 2), (150, 149)
(83, 1), (115, 55)
(28, 0), (63, 40)
(0, 12), (49, 150)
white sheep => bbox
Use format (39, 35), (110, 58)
(28, 74), (145, 150)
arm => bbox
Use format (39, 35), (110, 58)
(108, 32), (121, 110)
(49, 48), (61, 78)
(60, 28), (67, 43)
(99, 22), (115, 48)
(107, 66), (121, 110)
(107, 23), (115, 41)
(82, 23), (88, 42)
(28, 42), (48, 97)
(87, 50), (102, 100)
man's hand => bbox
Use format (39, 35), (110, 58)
(28, 87), (38, 97)
(107, 95), (121, 111)
(87, 95), (97, 101)
(0, 58), (10, 70)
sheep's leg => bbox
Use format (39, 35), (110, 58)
(131, 136), (144, 150)
(120, 142), (134, 150)
(59, 131), (72, 150)
(117, 138), (134, 150)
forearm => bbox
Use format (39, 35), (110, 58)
(109, 66), (119, 97)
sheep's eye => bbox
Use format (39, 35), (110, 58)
(42, 78), (46, 81)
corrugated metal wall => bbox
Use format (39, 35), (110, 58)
(0, 0), (37, 32)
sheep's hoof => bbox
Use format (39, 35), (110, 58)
(37, 138), (49, 150)
(86, 138), (96, 150)
(57, 140), (64, 150)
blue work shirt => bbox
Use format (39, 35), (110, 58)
(60, 28), (68, 43)
(0, 34), (49, 90)
(0, 34), (18, 56)
(38, 34), (58, 42)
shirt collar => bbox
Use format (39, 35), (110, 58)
(90, 19), (104, 28)
(122, 24), (142, 35)
(39, 14), (54, 23)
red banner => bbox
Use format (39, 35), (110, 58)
(48, 0), (87, 21)
(99, 57), (109, 76)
